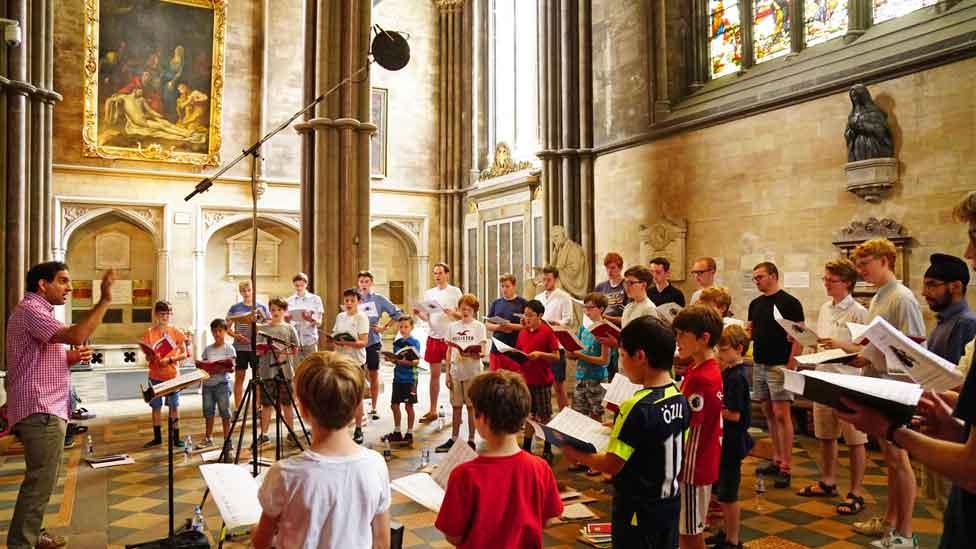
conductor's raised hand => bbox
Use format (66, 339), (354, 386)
(98, 269), (117, 304)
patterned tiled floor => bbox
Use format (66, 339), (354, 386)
(0, 368), (946, 548)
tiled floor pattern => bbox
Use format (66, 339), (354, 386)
(0, 369), (946, 548)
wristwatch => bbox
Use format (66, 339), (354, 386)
(886, 423), (904, 448)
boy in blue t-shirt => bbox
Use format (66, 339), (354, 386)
(383, 316), (421, 446)
(568, 292), (612, 421)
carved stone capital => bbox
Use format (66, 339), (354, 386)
(432, 0), (465, 11)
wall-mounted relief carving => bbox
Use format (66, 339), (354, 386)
(479, 143), (533, 181)
(639, 217), (688, 281)
(95, 231), (132, 270)
(226, 228), (281, 277)
(833, 217), (911, 299)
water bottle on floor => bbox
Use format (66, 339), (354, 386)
(191, 505), (205, 533)
(383, 439), (392, 462)
(420, 447), (431, 469)
(755, 476), (766, 512)
(183, 436), (192, 464)
(438, 404), (446, 430)
(86, 434), (94, 457)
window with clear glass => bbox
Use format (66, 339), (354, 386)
(804, 0), (849, 46)
(489, 0), (539, 161)
(485, 218), (525, 305)
(753, 0), (793, 63)
(873, 0), (938, 24)
(709, 0), (744, 78)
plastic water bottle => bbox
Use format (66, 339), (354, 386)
(437, 404), (446, 430)
(755, 476), (767, 512)
(86, 434), (94, 457)
(191, 505), (205, 533)
(383, 439), (392, 462)
(420, 447), (431, 469)
(183, 436), (192, 464)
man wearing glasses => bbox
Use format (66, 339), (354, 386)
(921, 254), (976, 366)
(690, 257), (717, 305)
(748, 261), (804, 489)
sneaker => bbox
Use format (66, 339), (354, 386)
(773, 470), (792, 489)
(143, 438), (162, 448)
(197, 438), (215, 449)
(467, 440), (476, 451)
(371, 411), (380, 421)
(353, 428), (364, 445)
(36, 529), (67, 549)
(705, 529), (727, 546)
(853, 515), (891, 537)
(71, 407), (96, 421)
(871, 533), (918, 549)
(173, 438), (186, 449)
(755, 461), (780, 476)
(63, 434), (76, 449)
(257, 434), (271, 446)
(382, 432), (404, 444)
(436, 438), (455, 453)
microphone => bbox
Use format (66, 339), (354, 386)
(371, 25), (410, 71)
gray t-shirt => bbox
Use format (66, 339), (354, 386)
(257, 322), (300, 380)
(595, 279), (629, 318)
(201, 342), (236, 387)
(621, 298), (662, 328)
(865, 279), (925, 377)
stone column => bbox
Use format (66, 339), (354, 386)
(537, 0), (594, 290)
(846, 0), (871, 43)
(5, 0), (29, 322)
(296, 0), (375, 320)
(435, 0), (470, 275)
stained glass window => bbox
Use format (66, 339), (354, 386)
(873, 0), (938, 24)
(754, 0), (792, 63)
(805, 0), (849, 46)
(708, 0), (743, 78)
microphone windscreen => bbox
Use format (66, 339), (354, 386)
(371, 31), (410, 71)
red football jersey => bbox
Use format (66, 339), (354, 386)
(679, 357), (724, 485)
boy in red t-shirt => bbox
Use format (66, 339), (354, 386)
(514, 299), (560, 460)
(140, 300), (189, 448)
(435, 370), (563, 548)
(672, 305), (725, 549)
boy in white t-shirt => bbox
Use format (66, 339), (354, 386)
(437, 293), (487, 453)
(330, 288), (370, 445)
(253, 352), (391, 549)
(198, 318), (236, 448)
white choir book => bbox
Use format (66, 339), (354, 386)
(783, 369), (923, 427)
(527, 408), (611, 454)
(141, 370), (208, 402)
(863, 316), (963, 391)
(390, 438), (478, 512)
(414, 299), (444, 314)
(562, 502), (597, 520)
(483, 316), (511, 325)
(199, 463), (263, 530)
(601, 375), (643, 410)
(794, 348), (859, 366)
(773, 305), (819, 347)
(847, 322), (870, 343)
(656, 302), (683, 324)
(87, 454), (135, 469)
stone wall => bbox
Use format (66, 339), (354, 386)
(591, 0), (650, 148)
(594, 58), (976, 325)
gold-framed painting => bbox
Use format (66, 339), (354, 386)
(82, 0), (226, 167)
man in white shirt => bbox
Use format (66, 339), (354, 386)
(690, 257), (717, 305)
(535, 265), (574, 410)
(795, 258), (870, 517)
(414, 262), (463, 423)
(286, 273), (324, 365)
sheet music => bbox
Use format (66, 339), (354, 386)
(358, 301), (379, 318)
(864, 316), (964, 391)
(200, 449), (224, 462)
(847, 322), (870, 342)
(784, 369), (924, 407)
(541, 408), (611, 451)
(483, 316), (511, 325)
(199, 463), (263, 529)
(656, 302), (683, 324)
(794, 348), (858, 366)
(773, 306), (819, 347)
(491, 338), (519, 354)
(391, 472), (446, 513)
(87, 455), (134, 468)
(562, 502), (597, 520)
(430, 438), (478, 488)
(148, 370), (209, 398)
(415, 299), (444, 313)
(601, 375), (643, 407)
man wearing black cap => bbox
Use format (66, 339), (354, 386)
(923, 253), (976, 365)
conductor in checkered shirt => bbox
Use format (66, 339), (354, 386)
(4, 263), (115, 549)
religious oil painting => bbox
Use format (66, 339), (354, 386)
(83, 0), (227, 167)
(804, 0), (848, 47)
(708, 0), (743, 78)
(753, 0), (792, 63)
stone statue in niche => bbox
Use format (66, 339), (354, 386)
(549, 225), (590, 298)
(639, 217), (687, 281)
(845, 84), (894, 162)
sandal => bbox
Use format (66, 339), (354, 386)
(837, 492), (866, 515)
(796, 481), (838, 497)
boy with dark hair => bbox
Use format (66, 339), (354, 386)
(253, 352), (390, 549)
(198, 318), (236, 448)
(383, 316), (421, 446)
(515, 299), (561, 460)
(707, 324), (753, 549)
(671, 305), (724, 549)
(141, 300), (189, 448)
(649, 256), (686, 307)
(257, 297), (300, 447)
(563, 315), (690, 547)
(435, 371), (563, 548)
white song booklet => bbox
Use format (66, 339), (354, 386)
(198, 463), (266, 530)
(390, 438), (478, 512)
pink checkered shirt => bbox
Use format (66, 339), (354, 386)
(5, 292), (69, 427)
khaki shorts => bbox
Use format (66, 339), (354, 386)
(450, 378), (472, 407)
(813, 402), (868, 445)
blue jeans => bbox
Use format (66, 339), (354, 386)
(202, 380), (232, 419)
(148, 378), (181, 410)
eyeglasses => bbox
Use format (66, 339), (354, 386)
(752, 274), (768, 282)
(623, 279), (645, 286)
(690, 270), (714, 276)
(923, 280), (948, 290)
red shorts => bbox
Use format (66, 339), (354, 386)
(489, 352), (521, 374)
(424, 337), (449, 364)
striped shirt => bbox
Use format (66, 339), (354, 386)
(4, 292), (69, 427)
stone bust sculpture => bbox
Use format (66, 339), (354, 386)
(845, 84), (894, 162)
(550, 225), (589, 298)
